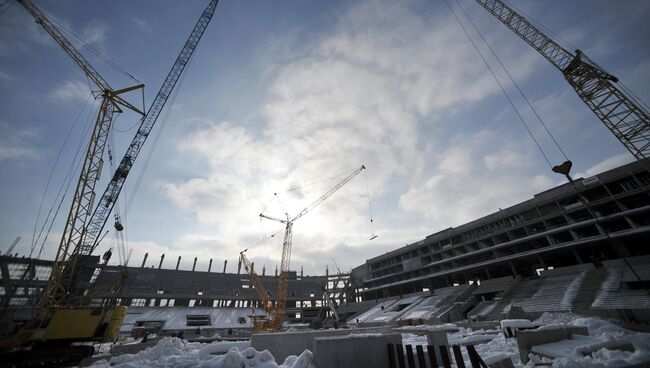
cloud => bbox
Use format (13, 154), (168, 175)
(0, 122), (43, 161)
(0, 70), (10, 83)
(157, 0), (542, 274)
(574, 153), (634, 179)
(51, 80), (92, 103)
(132, 17), (152, 34)
(80, 21), (110, 52)
(399, 131), (554, 226)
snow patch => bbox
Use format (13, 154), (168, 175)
(89, 337), (314, 368)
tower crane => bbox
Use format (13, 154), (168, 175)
(0, 2), (219, 365)
(81, 0), (219, 256)
(473, 0), (650, 160)
(239, 250), (276, 330)
(17, 0), (145, 311)
(248, 165), (366, 331)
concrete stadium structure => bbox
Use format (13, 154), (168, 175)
(2, 158), (649, 332)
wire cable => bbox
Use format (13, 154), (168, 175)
(455, 0), (569, 162)
(30, 92), (93, 256)
(280, 168), (357, 194)
(502, 0), (579, 53)
(443, 0), (553, 168)
(32, 98), (98, 257)
(44, 9), (140, 84)
(0, 0), (15, 15)
(124, 43), (196, 214)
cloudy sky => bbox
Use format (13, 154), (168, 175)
(0, 0), (648, 275)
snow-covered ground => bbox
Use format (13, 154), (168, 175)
(93, 312), (649, 367)
(401, 312), (650, 367)
(89, 338), (313, 368)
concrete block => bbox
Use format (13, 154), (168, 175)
(250, 326), (393, 362)
(516, 325), (588, 363)
(313, 333), (402, 368)
(484, 353), (515, 368)
(426, 330), (449, 364)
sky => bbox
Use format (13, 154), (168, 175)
(0, 0), (648, 276)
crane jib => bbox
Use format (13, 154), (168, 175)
(474, 0), (650, 160)
(81, 0), (220, 255)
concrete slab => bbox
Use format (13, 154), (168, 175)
(250, 326), (393, 362)
(313, 333), (402, 368)
(516, 325), (588, 363)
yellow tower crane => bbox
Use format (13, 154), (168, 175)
(242, 165), (366, 331)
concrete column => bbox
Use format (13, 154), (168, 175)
(176, 256), (182, 270)
(208, 258), (213, 272)
(192, 257), (197, 272)
(509, 261), (518, 277)
(223, 260), (227, 273)
(262, 265), (266, 276)
(158, 254), (165, 269)
(141, 253), (149, 268)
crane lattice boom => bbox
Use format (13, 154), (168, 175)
(256, 164), (366, 330)
(474, 0), (650, 160)
(17, 0), (145, 309)
(81, 0), (220, 255)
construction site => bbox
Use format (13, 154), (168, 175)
(1, 0), (650, 367)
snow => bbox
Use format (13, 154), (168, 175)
(531, 334), (605, 358)
(95, 313), (650, 368)
(529, 313), (650, 367)
(560, 271), (585, 308)
(401, 313), (650, 367)
(500, 319), (534, 329)
(89, 337), (314, 368)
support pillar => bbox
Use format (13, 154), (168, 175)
(158, 254), (165, 269)
(223, 260), (227, 273)
(176, 256), (182, 270)
(141, 252), (148, 268)
(208, 258), (213, 272)
(192, 257), (197, 272)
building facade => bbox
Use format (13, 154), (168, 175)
(357, 159), (650, 300)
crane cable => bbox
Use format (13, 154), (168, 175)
(32, 96), (97, 257)
(35, 99), (99, 259)
(0, 0), (15, 15)
(43, 8), (141, 84)
(123, 41), (196, 216)
(443, 0), (554, 168)
(30, 92), (93, 256)
(453, 0), (570, 162)
(364, 169), (377, 240)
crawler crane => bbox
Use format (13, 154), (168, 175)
(0, 2), (219, 366)
(242, 165), (366, 331)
